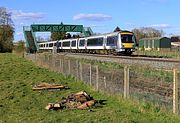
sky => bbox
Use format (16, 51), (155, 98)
(1, 0), (180, 42)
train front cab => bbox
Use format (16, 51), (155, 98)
(118, 31), (136, 55)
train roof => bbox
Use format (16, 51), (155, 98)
(82, 31), (133, 38)
(38, 30), (134, 44)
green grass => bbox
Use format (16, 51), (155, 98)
(135, 50), (180, 59)
(69, 56), (175, 83)
(0, 53), (180, 123)
(44, 53), (177, 83)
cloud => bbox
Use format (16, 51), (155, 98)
(173, 30), (180, 35)
(150, 24), (172, 29)
(73, 13), (112, 21)
(4, 8), (46, 41)
(16, 32), (23, 36)
(11, 10), (46, 21)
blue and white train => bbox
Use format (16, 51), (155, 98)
(38, 31), (136, 55)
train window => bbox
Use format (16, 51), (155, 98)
(87, 37), (103, 46)
(121, 35), (133, 43)
(59, 42), (61, 47)
(71, 40), (76, 47)
(49, 43), (53, 47)
(62, 41), (70, 47)
(107, 35), (118, 46)
(79, 39), (85, 46)
(40, 44), (43, 47)
(46, 44), (48, 47)
(44, 44), (45, 47)
(55, 42), (60, 47)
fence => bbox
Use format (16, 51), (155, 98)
(26, 53), (180, 115)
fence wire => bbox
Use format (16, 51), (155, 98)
(129, 67), (173, 110)
(26, 53), (180, 113)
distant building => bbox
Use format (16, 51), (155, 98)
(171, 36), (180, 42)
(170, 36), (180, 49)
(139, 37), (171, 51)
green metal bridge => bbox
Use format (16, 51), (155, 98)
(23, 23), (93, 53)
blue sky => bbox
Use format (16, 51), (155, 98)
(1, 0), (180, 41)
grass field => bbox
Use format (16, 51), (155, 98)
(0, 53), (180, 123)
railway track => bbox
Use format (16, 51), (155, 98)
(59, 52), (180, 69)
(67, 53), (180, 63)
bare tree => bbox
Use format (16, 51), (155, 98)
(0, 7), (14, 52)
(132, 27), (164, 42)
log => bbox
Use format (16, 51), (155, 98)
(32, 83), (66, 90)
(77, 100), (96, 109)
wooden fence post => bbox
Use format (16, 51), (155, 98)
(35, 53), (37, 61)
(96, 65), (99, 90)
(76, 60), (79, 79)
(173, 68), (178, 115)
(48, 56), (50, 69)
(61, 58), (63, 73)
(59, 58), (62, 73)
(59, 59), (62, 73)
(40, 56), (42, 66)
(89, 64), (92, 86)
(104, 76), (107, 89)
(79, 62), (83, 80)
(68, 59), (71, 74)
(124, 66), (129, 98)
(53, 57), (56, 71)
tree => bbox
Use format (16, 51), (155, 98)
(14, 40), (25, 53)
(65, 33), (71, 39)
(51, 32), (66, 40)
(0, 7), (14, 52)
(132, 27), (164, 42)
(114, 26), (121, 32)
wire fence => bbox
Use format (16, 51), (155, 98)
(26, 53), (180, 114)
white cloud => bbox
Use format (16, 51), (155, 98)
(173, 30), (180, 35)
(11, 10), (46, 21)
(10, 10), (46, 41)
(150, 24), (171, 29)
(16, 32), (23, 36)
(73, 13), (112, 21)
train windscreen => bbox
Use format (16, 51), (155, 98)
(121, 34), (133, 43)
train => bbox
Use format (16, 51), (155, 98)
(38, 30), (136, 55)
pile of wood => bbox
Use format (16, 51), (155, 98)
(45, 91), (97, 110)
(32, 83), (67, 91)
